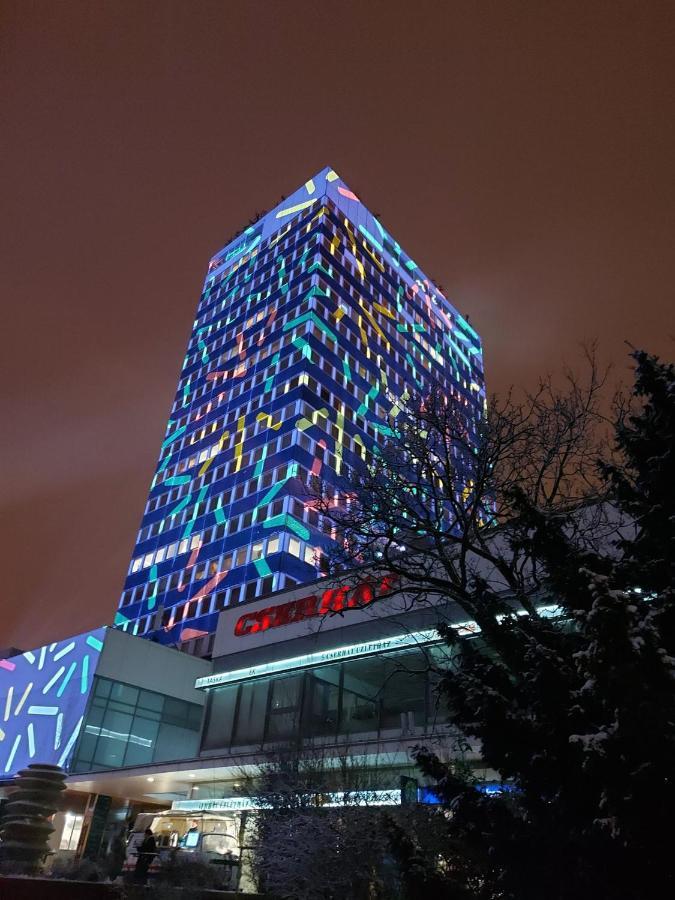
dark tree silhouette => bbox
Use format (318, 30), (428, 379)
(313, 349), (675, 899)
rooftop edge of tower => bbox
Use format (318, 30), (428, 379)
(205, 166), (482, 352)
(208, 166), (342, 265)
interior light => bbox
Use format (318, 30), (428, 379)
(147, 777), (155, 783)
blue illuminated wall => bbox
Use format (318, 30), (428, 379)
(0, 628), (105, 776)
(115, 167), (486, 649)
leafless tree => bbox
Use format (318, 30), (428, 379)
(240, 745), (483, 900)
(311, 348), (618, 635)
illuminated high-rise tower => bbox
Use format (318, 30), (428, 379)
(115, 168), (486, 654)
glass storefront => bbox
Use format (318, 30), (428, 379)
(202, 647), (445, 752)
(71, 677), (203, 773)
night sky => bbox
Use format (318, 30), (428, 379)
(2, 1), (674, 650)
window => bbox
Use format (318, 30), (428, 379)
(304, 546), (316, 566)
(71, 677), (202, 774)
(288, 538), (301, 558)
(234, 547), (247, 567)
(59, 813), (84, 851)
(232, 681), (268, 745)
(266, 675), (303, 740)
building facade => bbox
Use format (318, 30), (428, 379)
(0, 170), (490, 869)
(115, 167), (486, 650)
(2, 577), (483, 873)
(82, 574), (484, 805)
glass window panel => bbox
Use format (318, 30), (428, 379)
(84, 704), (105, 727)
(340, 659), (379, 735)
(108, 699), (136, 714)
(303, 667), (340, 738)
(269, 675), (302, 712)
(75, 728), (98, 764)
(94, 678), (112, 699)
(232, 681), (269, 746)
(122, 713), (159, 766)
(202, 686), (238, 751)
(288, 538), (301, 557)
(110, 682), (139, 707)
(187, 704), (203, 729)
(163, 697), (188, 724)
(138, 690), (164, 712)
(378, 651), (427, 730)
(266, 675), (303, 741)
(93, 710), (133, 768)
(155, 722), (200, 762)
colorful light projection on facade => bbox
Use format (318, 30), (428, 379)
(0, 628), (105, 775)
(116, 167), (486, 648)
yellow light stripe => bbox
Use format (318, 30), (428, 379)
(233, 415), (246, 473)
(275, 199), (315, 219)
(256, 412), (282, 431)
(199, 430), (230, 476)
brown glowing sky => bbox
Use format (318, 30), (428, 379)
(2, 1), (674, 650)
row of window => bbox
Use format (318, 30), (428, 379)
(120, 201), (483, 633)
(128, 532), (283, 581)
(201, 645), (451, 751)
(187, 228), (480, 423)
(124, 569), (304, 636)
(155, 371), (395, 494)
(201, 203), (482, 394)
(203, 204), (320, 309)
(71, 677), (202, 773)
(187, 278), (314, 366)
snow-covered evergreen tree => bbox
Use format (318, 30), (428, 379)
(423, 352), (675, 899)
(318, 350), (675, 899)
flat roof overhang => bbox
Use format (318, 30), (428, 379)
(64, 731), (474, 804)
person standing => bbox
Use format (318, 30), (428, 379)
(135, 827), (157, 884)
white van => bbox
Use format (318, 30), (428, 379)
(123, 809), (242, 887)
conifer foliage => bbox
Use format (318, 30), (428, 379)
(319, 350), (675, 899)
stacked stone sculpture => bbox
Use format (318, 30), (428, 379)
(0, 763), (67, 873)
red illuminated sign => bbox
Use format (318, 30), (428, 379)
(234, 574), (398, 637)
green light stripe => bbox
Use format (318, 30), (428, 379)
(283, 310), (338, 345)
(161, 424), (187, 451)
(254, 557), (273, 578)
(358, 224), (384, 254)
(169, 493), (192, 517)
(253, 444), (268, 477)
(260, 512), (310, 541)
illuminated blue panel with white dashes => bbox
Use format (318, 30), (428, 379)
(0, 627), (105, 775)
